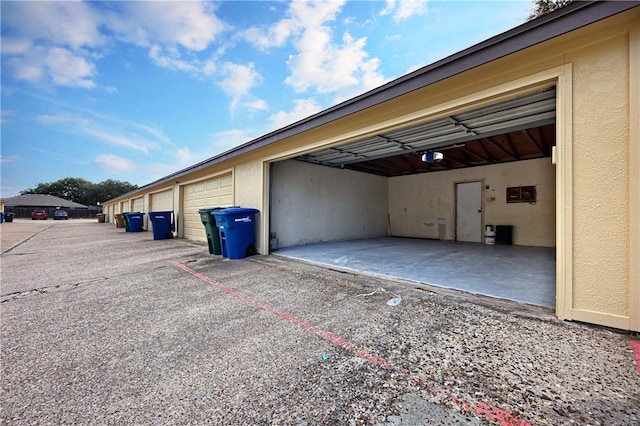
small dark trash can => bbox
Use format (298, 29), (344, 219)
(0, 213), (4, 224)
(199, 207), (224, 255)
(495, 225), (514, 245)
(115, 213), (125, 228)
(96, 213), (106, 223)
(5, 213), (14, 223)
(149, 211), (174, 240)
(123, 212), (145, 232)
(212, 208), (259, 259)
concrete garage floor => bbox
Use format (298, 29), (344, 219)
(275, 237), (556, 308)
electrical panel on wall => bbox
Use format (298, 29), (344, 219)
(506, 186), (536, 203)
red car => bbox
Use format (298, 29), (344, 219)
(31, 209), (48, 220)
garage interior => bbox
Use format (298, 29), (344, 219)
(270, 88), (557, 308)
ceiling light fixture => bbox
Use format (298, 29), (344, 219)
(421, 152), (444, 163)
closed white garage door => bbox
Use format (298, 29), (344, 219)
(182, 173), (234, 242)
(132, 197), (144, 212)
(150, 189), (173, 212)
(149, 189), (174, 234)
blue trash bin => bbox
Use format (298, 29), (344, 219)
(212, 208), (259, 259)
(149, 211), (174, 240)
(0, 212), (4, 224)
(123, 212), (145, 232)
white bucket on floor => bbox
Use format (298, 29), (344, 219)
(485, 230), (496, 245)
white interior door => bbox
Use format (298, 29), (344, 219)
(456, 181), (482, 242)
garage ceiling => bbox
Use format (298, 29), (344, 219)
(294, 88), (556, 177)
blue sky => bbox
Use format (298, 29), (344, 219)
(0, 0), (532, 199)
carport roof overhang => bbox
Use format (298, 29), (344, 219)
(106, 1), (638, 202)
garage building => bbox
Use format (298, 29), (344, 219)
(102, 2), (640, 332)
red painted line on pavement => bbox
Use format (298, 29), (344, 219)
(168, 259), (532, 426)
(630, 340), (640, 373)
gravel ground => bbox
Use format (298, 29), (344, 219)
(1, 220), (639, 425)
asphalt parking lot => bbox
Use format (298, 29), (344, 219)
(1, 219), (639, 425)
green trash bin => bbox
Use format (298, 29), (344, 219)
(199, 207), (223, 255)
(122, 213), (131, 232)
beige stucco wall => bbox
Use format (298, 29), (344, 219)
(389, 158), (556, 246)
(270, 160), (389, 248)
(565, 31), (635, 326)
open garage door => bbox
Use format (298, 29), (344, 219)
(182, 173), (234, 242)
(271, 88), (556, 308)
(276, 88), (556, 247)
(294, 88), (555, 177)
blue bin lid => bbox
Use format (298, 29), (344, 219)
(212, 207), (259, 216)
(149, 211), (172, 220)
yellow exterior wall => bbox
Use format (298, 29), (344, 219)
(563, 29), (637, 329)
(233, 160), (265, 252)
(389, 158), (556, 246)
(100, 9), (639, 331)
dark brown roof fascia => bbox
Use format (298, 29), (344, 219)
(108, 0), (639, 203)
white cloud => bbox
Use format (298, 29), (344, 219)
(45, 47), (97, 88)
(0, 155), (21, 164)
(148, 44), (217, 76)
(242, 18), (296, 51)
(106, 1), (225, 51)
(243, 0), (386, 98)
(268, 98), (323, 130)
(1, 2), (103, 88)
(94, 154), (137, 174)
(0, 39), (33, 55)
(285, 30), (386, 96)
(211, 129), (257, 154)
(217, 62), (262, 97)
(33, 112), (168, 154)
(5, 45), (97, 88)
(83, 128), (151, 154)
(1, 110), (15, 125)
(217, 62), (263, 113)
(174, 147), (196, 167)
(242, 99), (268, 111)
(1, 1), (226, 88)
(34, 113), (91, 126)
(2, 1), (104, 49)
(380, 0), (429, 22)
(94, 148), (204, 184)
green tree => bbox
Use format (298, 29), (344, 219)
(21, 178), (138, 206)
(22, 177), (92, 202)
(528, 0), (575, 21)
(91, 179), (138, 204)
